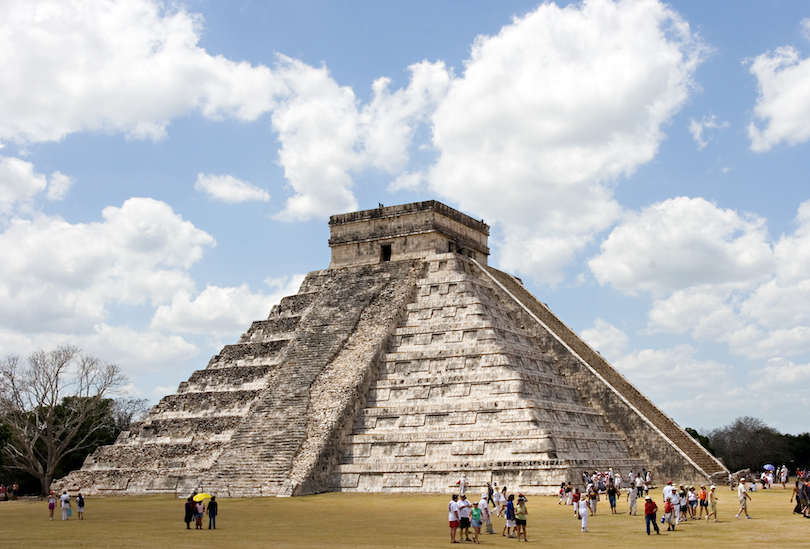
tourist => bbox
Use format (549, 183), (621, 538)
(687, 486), (697, 519)
(736, 478), (752, 519)
(12, 482), (19, 500)
(644, 495), (660, 535)
(48, 491), (56, 520)
(458, 494), (472, 541)
(607, 481), (618, 514)
(515, 495), (528, 542)
(60, 491), (71, 520)
(76, 492), (85, 520)
(499, 487), (508, 516)
(707, 485), (719, 522)
(698, 484), (708, 519)
(794, 478), (808, 517)
(664, 497), (675, 531)
(635, 474), (644, 499)
(672, 484), (689, 524)
(458, 474), (467, 496)
(448, 494), (460, 543)
(479, 493), (494, 534)
(207, 496), (218, 529)
(503, 494), (516, 538)
(487, 482), (494, 507)
(470, 501), (482, 544)
(662, 481), (674, 506)
(565, 482), (573, 505)
(558, 482), (566, 504)
(587, 482), (598, 515)
(194, 499), (205, 529)
(578, 493), (589, 533)
(184, 497), (194, 529)
(627, 482), (637, 515)
(571, 487), (581, 517)
(780, 466), (788, 489)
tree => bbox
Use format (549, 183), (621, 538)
(686, 427), (715, 455)
(707, 416), (791, 472)
(0, 346), (126, 495)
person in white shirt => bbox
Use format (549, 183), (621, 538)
(448, 494), (460, 543)
(59, 491), (70, 521)
(479, 493), (494, 534)
(736, 478), (752, 519)
(458, 494), (473, 541)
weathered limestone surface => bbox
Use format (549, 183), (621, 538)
(57, 201), (727, 497)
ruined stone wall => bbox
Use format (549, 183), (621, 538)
(329, 201), (490, 268)
(334, 253), (644, 496)
(290, 261), (424, 495)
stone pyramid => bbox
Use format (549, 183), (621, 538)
(59, 201), (727, 497)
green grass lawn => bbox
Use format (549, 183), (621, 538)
(1, 486), (804, 548)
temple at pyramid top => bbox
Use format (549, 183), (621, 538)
(329, 200), (490, 267)
(58, 199), (728, 498)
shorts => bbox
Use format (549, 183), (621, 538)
(471, 519), (481, 528)
(77, 507), (84, 513)
(48, 503), (55, 510)
(739, 497), (747, 508)
(460, 517), (470, 528)
(449, 521), (460, 528)
(506, 519), (516, 528)
(689, 500), (697, 507)
(515, 519), (526, 526)
(700, 500), (708, 507)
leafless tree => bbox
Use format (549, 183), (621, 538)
(0, 346), (126, 495)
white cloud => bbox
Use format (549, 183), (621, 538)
(0, 0), (286, 144)
(688, 114), (729, 150)
(151, 275), (304, 336)
(748, 44), (810, 151)
(388, 171), (424, 192)
(195, 173), (270, 203)
(425, 0), (704, 284)
(82, 323), (198, 373)
(593, 198), (810, 362)
(46, 171), (74, 201)
(272, 58), (449, 221)
(581, 318), (629, 361)
(0, 197), (214, 333)
(0, 155), (47, 212)
(589, 196), (774, 296)
(802, 18), (810, 41)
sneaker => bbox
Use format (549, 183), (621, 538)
(746, 516), (752, 519)
(735, 514), (740, 519)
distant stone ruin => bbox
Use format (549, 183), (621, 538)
(57, 200), (727, 497)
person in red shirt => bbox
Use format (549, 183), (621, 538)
(664, 497), (675, 531)
(644, 495), (660, 535)
(571, 488), (581, 517)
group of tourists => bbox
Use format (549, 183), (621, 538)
(448, 480), (527, 543)
(558, 471), (729, 534)
(184, 495), (218, 530)
(46, 490), (85, 521)
(0, 483), (20, 500)
(790, 474), (810, 518)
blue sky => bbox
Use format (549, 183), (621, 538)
(2, 0), (810, 434)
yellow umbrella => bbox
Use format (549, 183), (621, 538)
(193, 493), (212, 502)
